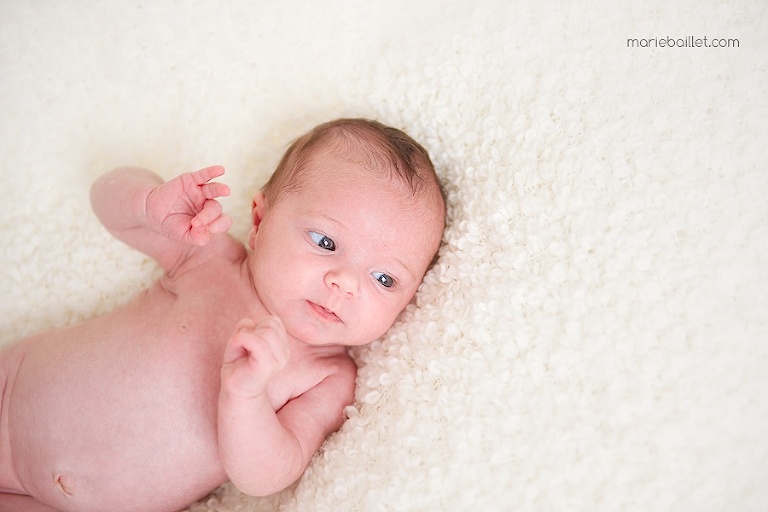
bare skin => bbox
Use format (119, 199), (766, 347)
(0, 212), (354, 512)
(0, 154), (444, 512)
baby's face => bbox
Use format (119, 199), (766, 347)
(249, 147), (443, 347)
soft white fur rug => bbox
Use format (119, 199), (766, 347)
(1, 1), (766, 511)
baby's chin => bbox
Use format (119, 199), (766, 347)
(283, 308), (388, 347)
(288, 324), (379, 348)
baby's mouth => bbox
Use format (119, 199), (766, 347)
(307, 301), (342, 323)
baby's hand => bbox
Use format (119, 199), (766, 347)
(146, 166), (232, 246)
(221, 316), (290, 399)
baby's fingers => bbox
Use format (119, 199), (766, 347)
(189, 200), (230, 245)
(207, 214), (233, 235)
(191, 165), (226, 185)
(201, 181), (231, 200)
(190, 166), (230, 201)
(192, 199), (223, 227)
(256, 316), (290, 365)
(240, 316), (290, 368)
(225, 318), (290, 371)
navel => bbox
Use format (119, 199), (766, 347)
(54, 473), (74, 496)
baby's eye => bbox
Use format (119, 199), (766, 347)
(372, 272), (395, 288)
(309, 231), (336, 251)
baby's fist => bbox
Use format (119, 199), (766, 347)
(221, 316), (290, 399)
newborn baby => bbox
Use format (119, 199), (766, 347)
(0, 118), (445, 512)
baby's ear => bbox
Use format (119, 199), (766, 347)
(248, 191), (268, 249)
(251, 190), (267, 227)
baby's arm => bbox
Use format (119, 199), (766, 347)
(218, 317), (356, 496)
(89, 166), (232, 271)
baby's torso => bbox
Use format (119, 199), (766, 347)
(1, 255), (348, 512)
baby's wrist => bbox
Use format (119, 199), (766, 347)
(142, 185), (163, 232)
(219, 383), (270, 403)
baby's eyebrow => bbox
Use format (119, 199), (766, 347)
(318, 213), (345, 229)
(303, 211), (345, 231)
(394, 257), (416, 281)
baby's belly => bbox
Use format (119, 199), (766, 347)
(6, 312), (228, 512)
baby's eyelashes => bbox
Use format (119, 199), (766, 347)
(372, 272), (395, 288)
(309, 231), (336, 251)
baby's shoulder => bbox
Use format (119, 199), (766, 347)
(300, 351), (356, 409)
(313, 350), (357, 396)
(167, 234), (247, 280)
(321, 351), (356, 382)
(291, 347), (357, 391)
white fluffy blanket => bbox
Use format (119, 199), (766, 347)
(1, 1), (766, 511)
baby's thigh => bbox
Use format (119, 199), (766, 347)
(0, 492), (62, 512)
(0, 346), (20, 494)
(0, 342), (48, 497)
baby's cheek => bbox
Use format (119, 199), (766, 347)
(364, 309), (401, 343)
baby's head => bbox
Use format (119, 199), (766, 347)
(261, 118), (443, 213)
(248, 118), (445, 346)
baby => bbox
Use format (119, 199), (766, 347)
(0, 118), (445, 512)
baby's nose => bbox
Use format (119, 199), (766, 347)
(325, 269), (358, 296)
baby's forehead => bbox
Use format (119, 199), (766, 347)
(300, 154), (410, 204)
(296, 129), (444, 225)
(310, 136), (394, 172)
(299, 157), (440, 226)
(306, 140), (434, 197)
